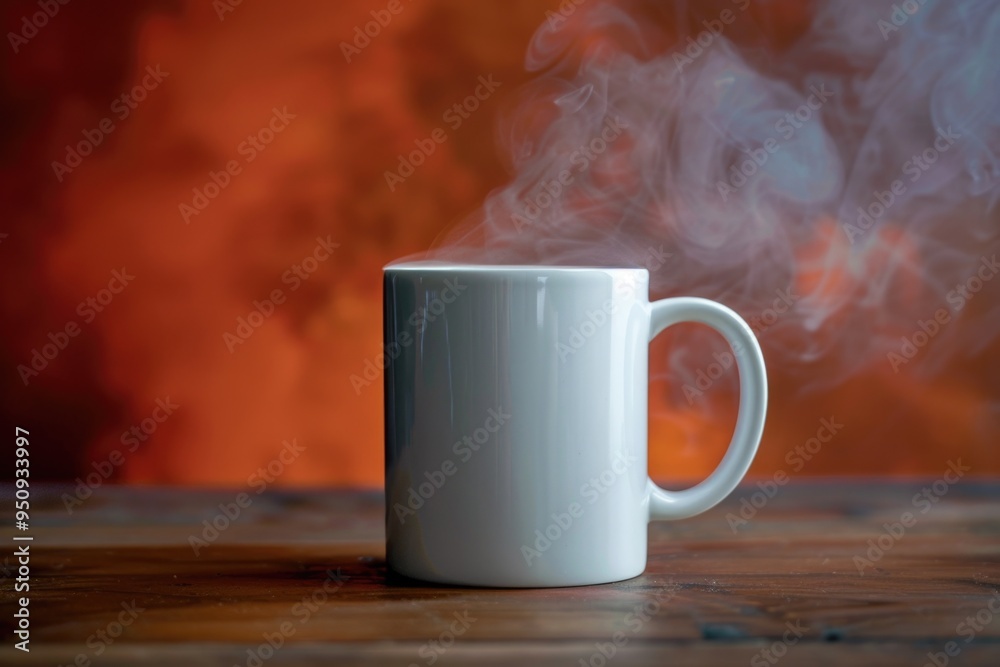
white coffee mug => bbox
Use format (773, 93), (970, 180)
(384, 263), (767, 587)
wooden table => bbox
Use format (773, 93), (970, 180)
(3, 481), (999, 666)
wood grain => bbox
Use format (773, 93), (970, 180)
(1, 481), (999, 666)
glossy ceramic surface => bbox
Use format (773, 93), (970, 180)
(384, 263), (767, 587)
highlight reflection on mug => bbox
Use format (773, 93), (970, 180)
(350, 277), (466, 395)
(391, 407), (511, 524)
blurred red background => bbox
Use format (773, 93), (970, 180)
(1, 0), (997, 488)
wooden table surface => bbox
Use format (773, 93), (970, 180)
(2, 481), (999, 666)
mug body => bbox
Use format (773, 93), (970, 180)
(384, 263), (651, 587)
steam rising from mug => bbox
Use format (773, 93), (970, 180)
(419, 0), (1000, 389)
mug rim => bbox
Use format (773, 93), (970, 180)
(384, 261), (649, 275)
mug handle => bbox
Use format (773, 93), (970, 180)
(646, 297), (768, 521)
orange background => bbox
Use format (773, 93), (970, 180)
(1, 0), (997, 487)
